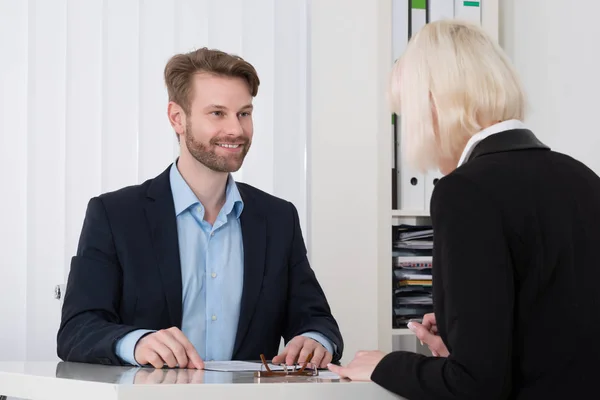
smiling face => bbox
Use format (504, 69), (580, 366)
(180, 73), (254, 173)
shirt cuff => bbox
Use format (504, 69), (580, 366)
(300, 331), (336, 356)
(115, 329), (155, 366)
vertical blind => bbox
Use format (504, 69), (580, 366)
(0, 0), (308, 361)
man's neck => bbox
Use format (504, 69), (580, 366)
(176, 155), (228, 224)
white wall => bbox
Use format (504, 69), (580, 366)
(308, 0), (392, 362)
(0, 0), (308, 362)
(500, 0), (600, 174)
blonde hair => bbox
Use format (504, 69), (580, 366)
(389, 20), (525, 171)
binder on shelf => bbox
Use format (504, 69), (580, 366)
(392, 114), (398, 209)
(454, 0), (481, 25)
(418, 0), (452, 211)
(429, 0), (455, 22)
(392, 0), (427, 211)
(410, 0), (428, 35)
(424, 171), (443, 211)
(392, 0), (409, 60)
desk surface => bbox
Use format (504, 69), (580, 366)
(0, 362), (404, 400)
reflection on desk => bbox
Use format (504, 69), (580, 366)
(55, 361), (342, 385)
(0, 361), (405, 400)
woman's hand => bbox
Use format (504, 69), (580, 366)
(408, 313), (449, 357)
(326, 350), (386, 381)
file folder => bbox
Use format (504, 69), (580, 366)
(429, 0), (454, 21)
(421, 0), (453, 209)
(391, 0), (409, 209)
(393, 0), (427, 211)
(454, 0), (481, 24)
(410, 0), (427, 34)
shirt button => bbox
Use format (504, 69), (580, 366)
(211, 232), (215, 236)
(211, 272), (217, 278)
(211, 315), (217, 321)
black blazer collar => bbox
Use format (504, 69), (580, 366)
(467, 129), (550, 163)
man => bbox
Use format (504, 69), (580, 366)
(57, 48), (343, 369)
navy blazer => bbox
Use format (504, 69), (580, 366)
(57, 165), (343, 366)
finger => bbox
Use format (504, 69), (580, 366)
(427, 336), (449, 357)
(149, 338), (178, 368)
(355, 350), (369, 358)
(431, 349), (439, 357)
(320, 351), (333, 369)
(167, 327), (204, 369)
(408, 322), (437, 347)
(158, 330), (189, 368)
(143, 350), (166, 369)
(327, 363), (347, 378)
(311, 345), (326, 369)
(298, 341), (316, 365)
(285, 342), (303, 366)
(271, 349), (287, 365)
(422, 313), (437, 330)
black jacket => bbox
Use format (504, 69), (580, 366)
(372, 129), (599, 399)
(57, 165), (343, 365)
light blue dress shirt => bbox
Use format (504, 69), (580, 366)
(115, 162), (334, 365)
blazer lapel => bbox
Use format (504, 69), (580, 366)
(233, 185), (266, 357)
(144, 166), (183, 328)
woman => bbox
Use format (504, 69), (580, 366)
(328, 20), (599, 399)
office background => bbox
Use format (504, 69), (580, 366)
(1, 0), (599, 365)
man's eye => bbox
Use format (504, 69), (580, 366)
(239, 112), (251, 117)
(211, 111), (223, 116)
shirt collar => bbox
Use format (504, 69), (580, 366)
(169, 161), (244, 219)
(457, 119), (528, 167)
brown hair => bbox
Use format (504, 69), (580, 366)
(164, 47), (260, 115)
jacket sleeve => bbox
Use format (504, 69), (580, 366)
(57, 197), (142, 365)
(371, 174), (515, 400)
(282, 202), (344, 363)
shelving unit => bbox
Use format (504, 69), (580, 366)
(377, 0), (499, 354)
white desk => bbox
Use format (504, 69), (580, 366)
(0, 362), (404, 400)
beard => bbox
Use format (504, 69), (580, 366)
(184, 120), (251, 173)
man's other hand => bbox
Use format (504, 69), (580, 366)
(272, 336), (332, 368)
(134, 327), (204, 369)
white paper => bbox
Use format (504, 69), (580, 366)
(317, 371), (341, 379)
(203, 361), (285, 372)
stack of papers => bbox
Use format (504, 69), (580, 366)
(393, 224), (434, 256)
(392, 224), (435, 328)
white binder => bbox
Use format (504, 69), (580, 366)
(454, 0), (481, 24)
(423, 0), (455, 210)
(393, 0), (427, 211)
(429, 0), (455, 22)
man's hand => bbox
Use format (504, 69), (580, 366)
(134, 327), (204, 369)
(272, 336), (332, 368)
(327, 350), (385, 381)
(408, 313), (449, 357)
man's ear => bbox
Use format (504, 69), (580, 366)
(167, 102), (186, 136)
